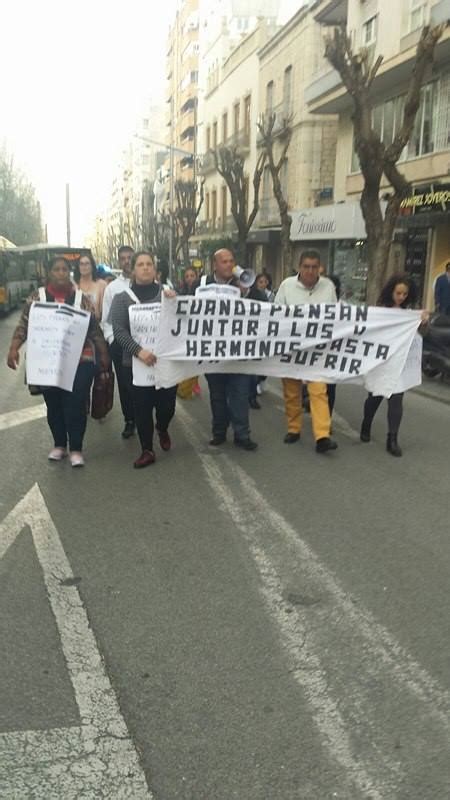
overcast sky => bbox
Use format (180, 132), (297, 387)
(1, 0), (302, 245)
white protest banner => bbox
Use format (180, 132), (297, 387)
(129, 303), (161, 386)
(391, 334), (422, 394)
(154, 297), (422, 397)
(26, 302), (91, 391)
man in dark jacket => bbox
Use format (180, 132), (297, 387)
(203, 249), (258, 451)
(435, 263), (450, 315)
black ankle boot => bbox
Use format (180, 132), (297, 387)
(360, 419), (371, 442)
(386, 433), (402, 457)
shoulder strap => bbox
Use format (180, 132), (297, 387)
(38, 287), (46, 302)
(126, 287), (140, 303)
(74, 289), (83, 309)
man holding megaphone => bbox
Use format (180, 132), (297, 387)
(196, 248), (258, 451)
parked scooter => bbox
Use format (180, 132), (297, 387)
(422, 313), (450, 380)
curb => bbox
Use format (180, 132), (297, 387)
(412, 385), (450, 406)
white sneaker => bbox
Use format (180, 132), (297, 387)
(70, 452), (85, 468)
(48, 447), (67, 461)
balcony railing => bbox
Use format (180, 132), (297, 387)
(304, 66), (342, 106)
(199, 150), (216, 175)
(257, 102), (293, 145)
(195, 216), (236, 236)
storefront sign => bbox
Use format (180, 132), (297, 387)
(399, 183), (450, 215)
(290, 203), (367, 241)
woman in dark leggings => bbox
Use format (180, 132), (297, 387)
(360, 274), (419, 458)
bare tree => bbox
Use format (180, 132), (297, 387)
(257, 111), (293, 277)
(174, 178), (205, 266)
(325, 23), (447, 302)
(213, 146), (266, 265)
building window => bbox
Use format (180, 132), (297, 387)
(407, 82), (437, 158)
(206, 126), (211, 151)
(350, 74), (450, 172)
(244, 95), (251, 135)
(234, 102), (240, 134)
(266, 81), (274, 113)
(211, 190), (217, 225)
(362, 15), (378, 46)
(283, 67), (292, 115)
(409, 0), (426, 33)
(142, 118), (149, 129)
(222, 112), (228, 144)
(206, 192), (210, 221)
(213, 121), (218, 148)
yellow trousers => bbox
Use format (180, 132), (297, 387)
(282, 379), (331, 441)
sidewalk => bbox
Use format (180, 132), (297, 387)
(413, 376), (450, 405)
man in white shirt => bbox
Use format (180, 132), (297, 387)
(275, 249), (338, 454)
(101, 245), (135, 438)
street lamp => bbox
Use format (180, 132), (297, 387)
(133, 133), (197, 282)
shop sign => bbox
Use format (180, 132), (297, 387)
(290, 202), (367, 241)
(399, 183), (450, 216)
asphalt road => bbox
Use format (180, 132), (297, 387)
(0, 310), (449, 800)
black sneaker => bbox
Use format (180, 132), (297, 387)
(209, 436), (226, 446)
(122, 421), (135, 439)
(234, 438), (258, 451)
(316, 437), (338, 454)
(284, 433), (300, 444)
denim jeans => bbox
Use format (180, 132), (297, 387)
(42, 362), (95, 451)
(206, 373), (251, 441)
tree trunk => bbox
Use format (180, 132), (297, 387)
(182, 238), (190, 267)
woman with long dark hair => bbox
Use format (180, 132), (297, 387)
(7, 256), (110, 466)
(73, 253), (106, 320)
(360, 273), (420, 457)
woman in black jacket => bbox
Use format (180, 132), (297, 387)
(111, 250), (177, 469)
(360, 273), (421, 457)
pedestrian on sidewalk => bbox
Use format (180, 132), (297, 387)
(275, 250), (338, 454)
(360, 273), (426, 457)
(202, 249), (258, 451)
(101, 245), (136, 440)
(6, 256), (110, 467)
(434, 262), (450, 316)
(111, 250), (177, 469)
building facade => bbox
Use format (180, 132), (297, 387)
(306, 0), (450, 305)
(256, 2), (339, 285)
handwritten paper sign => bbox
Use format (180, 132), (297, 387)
(26, 302), (91, 391)
(129, 303), (161, 386)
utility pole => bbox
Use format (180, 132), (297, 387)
(169, 95), (175, 283)
(65, 183), (71, 247)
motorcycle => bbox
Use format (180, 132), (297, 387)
(421, 313), (450, 380)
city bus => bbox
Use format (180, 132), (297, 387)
(0, 249), (23, 313)
(0, 244), (92, 314)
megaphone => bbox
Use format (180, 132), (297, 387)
(233, 265), (256, 288)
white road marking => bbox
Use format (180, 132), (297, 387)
(177, 403), (450, 798)
(0, 404), (46, 432)
(0, 485), (152, 799)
